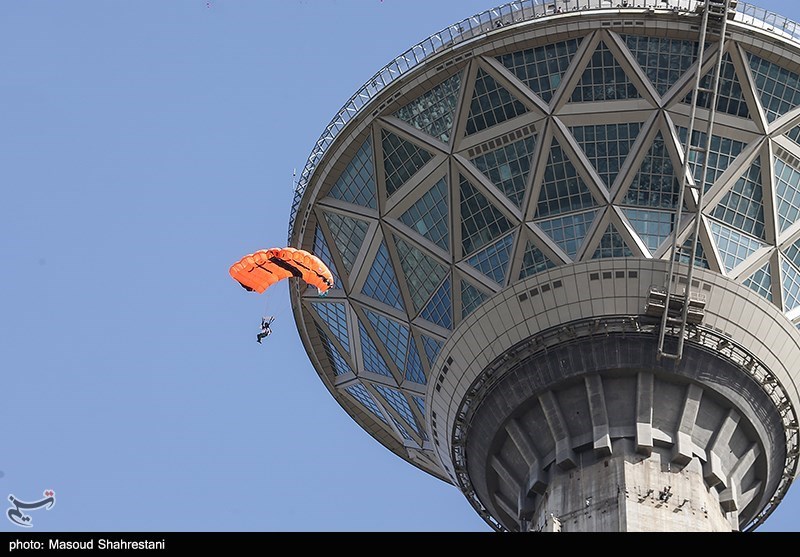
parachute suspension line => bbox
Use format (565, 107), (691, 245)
(658, 0), (735, 363)
(263, 287), (271, 317)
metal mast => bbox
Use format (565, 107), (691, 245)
(656, 0), (738, 361)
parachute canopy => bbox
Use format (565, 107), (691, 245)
(229, 247), (334, 295)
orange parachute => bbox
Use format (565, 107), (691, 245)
(229, 247), (334, 295)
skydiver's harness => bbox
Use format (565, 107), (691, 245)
(256, 316), (274, 344)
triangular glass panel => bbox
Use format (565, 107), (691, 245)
(682, 53), (749, 119)
(362, 240), (405, 310)
(742, 262), (773, 302)
(466, 68), (528, 136)
(466, 232), (515, 285)
(711, 158), (766, 240)
(461, 279), (488, 320)
(381, 129), (433, 197)
(420, 276), (452, 329)
(405, 337), (426, 385)
(358, 321), (393, 378)
(782, 237), (800, 270)
(496, 38), (582, 103)
(374, 384), (424, 437)
(624, 131), (680, 209)
(748, 53), (800, 123)
(537, 209), (598, 260)
(310, 301), (350, 352)
(394, 235), (449, 313)
(785, 125), (800, 148)
(622, 208), (675, 254)
(536, 137), (598, 218)
(323, 212), (369, 275)
(312, 225), (341, 289)
(328, 138), (377, 208)
(570, 41), (641, 102)
(781, 256), (800, 312)
(314, 323), (353, 376)
(421, 334), (443, 367)
(677, 127), (746, 193)
(364, 308), (409, 374)
(774, 156), (800, 234)
(470, 134), (536, 208)
(389, 415), (414, 441)
(394, 73), (461, 144)
(519, 240), (557, 279)
(344, 383), (389, 424)
(709, 220), (765, 272)
(570, 122), (641, 190)
(412, 396), (425, 416)
(460, 175), (514, 256)
(399, 176), (449, 251)
(623, 36), (699, 97)
(673, 234), (710, 269)
(592, 223), (634, 259)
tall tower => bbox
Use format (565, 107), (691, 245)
(287, 0), (800, 531)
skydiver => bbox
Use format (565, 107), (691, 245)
(256, 316), (275, 344)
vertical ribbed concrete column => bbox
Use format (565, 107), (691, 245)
(540, 391), (577, 469)
(635, 373), (654, 455)
(586, 376), (612, 455)
(672, 384), (703, 465)
(704, 410), (740, 488)
(506, 418), (546, 519)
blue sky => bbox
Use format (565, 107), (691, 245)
(1, 0), (798, 532)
